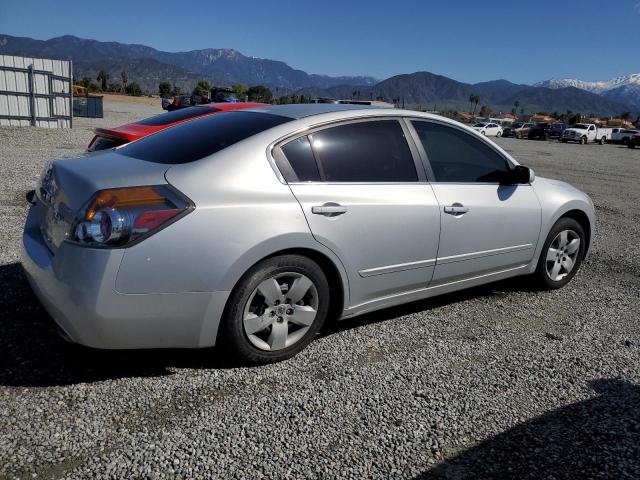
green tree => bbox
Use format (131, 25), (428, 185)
(120, 71), (128, 93)
(171, 84), (181, 96)
(479, 105), (492, 117)
(232, 83), (248, 101)
(194, 80), (212, 98)
(246, 85), (273, 103)
(158, 81), (172, 98)
(126, 82), (142, 96)
(471, 95), (480, 115)
(96, 70), (109, 91)
(621, 111), (631, 125)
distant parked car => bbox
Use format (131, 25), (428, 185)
(611, 127), (626, 143)
(88, 102), (268, 151)
(619, 129), (640, 145)
(628, 132), (640, 149)
(528, 122), (551, 140)
(561, 124), (612, 144)
(548, 123), (568, 139)
(472, 122), (503, 137)
(503, 122), (534, 139)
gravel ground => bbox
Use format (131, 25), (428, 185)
(1, 104), (639, 479)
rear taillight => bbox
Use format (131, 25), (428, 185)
(71, 185), (192, 247)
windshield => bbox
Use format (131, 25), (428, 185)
(511, 123), (523, 128)
(473, 123), (487, 127)
(119, 111), (293, 164)
(572, 124), (589, 129)
(535, 123), (548, 127)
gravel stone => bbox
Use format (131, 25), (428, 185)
(1, 103), (639, 479)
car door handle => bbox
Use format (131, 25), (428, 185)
(311, 203), (348, 216)
(443, 204), (469, 215)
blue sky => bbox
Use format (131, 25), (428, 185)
(1, 0), (639, 84)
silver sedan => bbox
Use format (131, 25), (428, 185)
(22, 104), (595, 364)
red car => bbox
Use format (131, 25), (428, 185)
(87, 102), (268, 152)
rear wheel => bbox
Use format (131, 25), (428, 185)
(629, 140), (637, 149)
(599, 136), (606, 145)
(496, 131), (502, 137)
(220, 255), (330, 364)
(533, 218), (585, 290)
(622, 137), (629, 145)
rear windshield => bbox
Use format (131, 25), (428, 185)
(135, 106), (219, 126)
(119, 111), (292, 164)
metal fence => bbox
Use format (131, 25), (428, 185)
(0, 55), (73, 128)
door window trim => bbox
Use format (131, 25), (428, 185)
(405, 117), (518, 185)
(271, 116), (429, 185)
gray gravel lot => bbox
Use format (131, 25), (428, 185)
(1, 103), (639, 479)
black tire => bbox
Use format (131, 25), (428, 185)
(579, 136), (587, 145)
(516, 132), (521, 139)
(622, 137), (629, 145)
(220, 254), (330, 365)
(599, 136), (606, 145)
(628, 140), (636, 149)
(533, 217), (586, 290)
(562, 139), (568, 143)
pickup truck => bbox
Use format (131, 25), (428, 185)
(561, 123), (612, 144)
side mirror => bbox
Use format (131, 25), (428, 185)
(504, 165), (534, 184)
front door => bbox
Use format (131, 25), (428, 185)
(409, 119), (541, 285)
(276, 119), (441, 308)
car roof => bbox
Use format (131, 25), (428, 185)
(243, 103), (383, 119)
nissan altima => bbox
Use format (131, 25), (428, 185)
(22, 104), (595, 364)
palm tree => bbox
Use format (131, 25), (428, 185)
(120, 71), (128, 94)
(96, 70), (109, 91)
(472, 95), (480, 115)
(469, 94), (474, 113)
(513, 100), (520, 116)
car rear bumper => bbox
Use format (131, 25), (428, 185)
(21, 204), (229, 349)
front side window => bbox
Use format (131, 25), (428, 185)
(309, 120), (417, 182)
(412, 121), (511, 183)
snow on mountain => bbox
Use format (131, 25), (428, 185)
(535, 74), (640, 93)
(535, 74), (640, 109)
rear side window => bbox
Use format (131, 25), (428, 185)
(135, 106), (218, 126)
(309, 120), (417, 182)
(120, 111), (293, 164)
(281, 136), (321, 181)
(412, 121), (511, 183)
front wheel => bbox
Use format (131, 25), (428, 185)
(220, 255), (330, 364)
(629, 140), (636, 149)
(579, 136), (587, 145)
(533, 218), (585, 289)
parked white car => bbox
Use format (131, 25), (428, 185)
(561, 124), (612, 144)
(472, 122), (503, 137)
(611, 128), (627, 143)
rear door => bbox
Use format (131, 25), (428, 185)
(274, 118), (441, 308)
(409, 119), (541, 285)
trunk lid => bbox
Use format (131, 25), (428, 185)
(36, 151), (169, 253)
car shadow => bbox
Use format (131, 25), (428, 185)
(415, 378), (640, 479)
(0, 261), (538, 387)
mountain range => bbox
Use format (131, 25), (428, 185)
(0, 34), (636, 116)
(535, 74), (640, 110)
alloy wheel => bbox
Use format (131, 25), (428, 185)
(545, 230), (581, 281)
(242, 272), (319, 351)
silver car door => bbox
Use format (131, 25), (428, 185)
(409, 119), (541, 285)
(275, 119), (441, 309)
